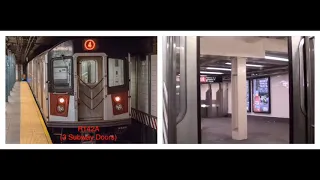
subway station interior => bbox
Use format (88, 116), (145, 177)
(5, 36), (158, 144)
(163, 36), (314, 144)
(200, 37), (290, 144)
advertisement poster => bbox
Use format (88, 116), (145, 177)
(246, 80), (250, 112)
(252, 77), (270, 113)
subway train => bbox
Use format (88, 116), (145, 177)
(163, 36), (314, 144)
(27, 37), (155, 143)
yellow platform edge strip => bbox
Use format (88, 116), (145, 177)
(21, 82), (53, 144)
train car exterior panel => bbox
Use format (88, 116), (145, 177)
(105, 95), (130, 120)
(48, 96), (76, 122)
(27, 51), (50, 122)
(49, 93), (70, 117)
(42, 53), (49, 120)
(111, 92), (129, 115)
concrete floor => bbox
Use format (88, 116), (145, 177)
(201, 117), (289, 144)
(6, 83), (21, 144)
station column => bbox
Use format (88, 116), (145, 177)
(231, 57), (247, 140)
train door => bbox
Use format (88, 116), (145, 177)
(74, 54), (106, 121)
(288, 36), (314, 144)
(163, 36), (200, 144)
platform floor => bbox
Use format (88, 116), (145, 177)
(6, 82), (52, 144)
(201, 117), (289, 144)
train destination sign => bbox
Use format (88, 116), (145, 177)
(84, 39), (96, 51)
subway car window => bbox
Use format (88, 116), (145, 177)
(53, 58), (72, 88)
(108, 58), (125, 87)
(80, 60), (97, 84)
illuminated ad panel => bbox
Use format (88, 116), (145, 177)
(252, 77), (271, 113)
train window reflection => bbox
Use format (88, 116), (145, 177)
(80, 60), (97, 84)
(174, 37), (184, 116)
(108, 58), (124, 87)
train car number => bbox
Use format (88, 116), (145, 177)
(78, 126), (100, 133)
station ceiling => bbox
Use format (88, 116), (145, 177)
(6, 36), (157, 65)
(6, 36), (287, 78)
(200, 36), (289, 80)
(6, 36), (71, 64)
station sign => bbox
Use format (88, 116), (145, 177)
(176, 75), (223, 83)
(200, 76), (223, 83)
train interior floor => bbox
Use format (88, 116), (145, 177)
(201, 117), (289, 144)
(6, 82), (51, 144)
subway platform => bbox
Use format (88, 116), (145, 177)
(6, 82), (52, 144)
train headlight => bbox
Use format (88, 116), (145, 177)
(115, 104), (122, 111)
(57, 105), (65, 113)
(114, 96), (121, 102)
(58, 97), (65, 104)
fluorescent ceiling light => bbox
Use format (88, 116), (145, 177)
(265, 55), (288, 61)
(206, 67), (231, 71)
(246, 64), (263, 67)
(200, 71), (223, 75)
(225, 62), (263, 68)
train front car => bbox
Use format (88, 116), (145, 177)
(46, 37), (149, 143)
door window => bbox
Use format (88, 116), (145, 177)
(80, 60), (98, 84)
(52, 57), (72, 89)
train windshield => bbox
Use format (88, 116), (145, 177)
(108, 58), (125, 87)
(52, 57), (72, 89)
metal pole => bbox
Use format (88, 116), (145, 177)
(147, 55), (151, 115)
(14, 56), (16, 88)
(5, 56), (8, 102)
(10, 55), (12, 91)
(9, 55), (12, 92)
(11, 55), (13, 91)
(10, 55), (13, 91)
(12, 55), (16, 90)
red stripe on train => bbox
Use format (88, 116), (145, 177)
(111, 92), (128, 115)
(50, 93), (70, 117)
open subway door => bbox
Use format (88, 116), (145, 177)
(288, 36), (314, 144)
(163, 36), (200, 144)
